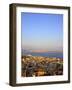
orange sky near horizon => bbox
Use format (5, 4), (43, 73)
(31, 50), (48, 53)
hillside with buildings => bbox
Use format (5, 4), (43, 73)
(21, 55), (63, 77)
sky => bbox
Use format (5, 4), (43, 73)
(21, 12), (63, 53)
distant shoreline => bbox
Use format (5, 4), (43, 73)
(22, 52), (63, 59)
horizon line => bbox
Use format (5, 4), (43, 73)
(22, 49), (63, 53)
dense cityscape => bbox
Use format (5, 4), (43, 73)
(21, 55), (63, 77)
